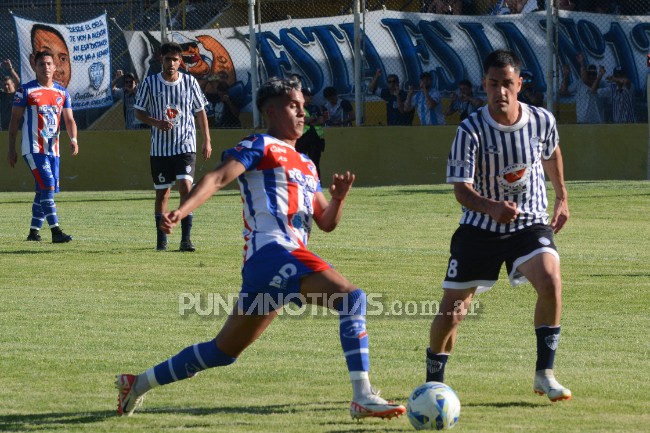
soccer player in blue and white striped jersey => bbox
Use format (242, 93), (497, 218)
(426, 49), (572, 402)
(134, 42), (212, 251)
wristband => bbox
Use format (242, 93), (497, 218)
(70, 138), (78, 144)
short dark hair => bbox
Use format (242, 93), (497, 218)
(386, 74), (399, 82)
(458, 79), (472, 88)
(122, 72), (137, 83)
(256, 76), (301, 110)
(482, 49), (522, 75)
(34, 51), (54, 64)
(323, 86), (337, 98)
(420, 72), (432, 80)
(160, 42), (183, 56)
(31, 24), (66, 52)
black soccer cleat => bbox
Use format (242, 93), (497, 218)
(156, 240), (168, 251)
(179, 239), (196, 252)
(51, 228), (73, 243)
(26, 230), (42, 242)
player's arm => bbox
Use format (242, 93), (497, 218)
(195, 109), (212, 160)
(135, 108), (172, 131)
(62, 107), (78, 156)
(368, 69), (381, 95)
(453, 182), (519, 224)
(7, 105), (25, 168)
(541, 146), (569, 234)
(313, 171), (355, 232)
(160, 157), (246, 233)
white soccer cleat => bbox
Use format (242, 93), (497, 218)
(116, 374), (145, 416)
(350, 389), (406, 420)
(533, 370), (572, 402)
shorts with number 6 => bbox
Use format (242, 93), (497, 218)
(150, 153), (196, 190)
(442, 224), (559, 294)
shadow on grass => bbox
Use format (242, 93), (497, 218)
(0, 403), (348, 431)
(0, 249), (56, 255)
(464, 401), (543, 408)
(0, 410), (114, 430)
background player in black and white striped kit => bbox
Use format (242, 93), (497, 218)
(426, 49), (572, 402)
(135, 42), (212, 251)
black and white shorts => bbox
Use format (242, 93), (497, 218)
(442, 224), (559, 294)
(150, 153), (196, 190)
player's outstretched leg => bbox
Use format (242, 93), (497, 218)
(115, 339), (237, 416)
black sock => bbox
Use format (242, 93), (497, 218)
(535, 326), (560, 371)
(155, 214), (167, 244)
(181, 214), (193, 242)
(426, 348), (449, 383)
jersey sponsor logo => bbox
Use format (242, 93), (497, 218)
(269, 263), (298, 290)
(38, 106), (59, 139)
(269, 145), (287, 154)
(499, 163), (530, 194)
(287, 168), (318, 192)
(448, 159), (471, 169)
(56, 96), (63, 107)
(278, 156), (288, 162)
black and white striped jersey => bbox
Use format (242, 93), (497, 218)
(447, 103), (559, 233)
(135, 72), (207, 156)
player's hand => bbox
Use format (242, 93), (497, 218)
(374, 68), (382, 78)
(202, 142), (212, 160)
(3, 59), (13, 70)
(329, 171), (355, 202)
(70, 141), (79, 156)
(158, 119), (174, 131)
(489, 200), (519, 224)
(160, 210), (182, 234)
(550, 197), (569, 234)
(7, 147), (17, 168)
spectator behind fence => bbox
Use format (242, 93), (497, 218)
(603, 66), (636, 124)
(422, 0), (463, 14)
(445, 79), (484, 123)
(112, 70), (147, 130)
(518, 70), (544, 107)
(322, 86), (354, 127)
(1, 60), (21, 130)
(565, 52), (607, 124)
(405, 72), (445, 126)
(30, 24), (70, 89)
(204, 78), (242, 129)
(367, 69), (414, 126)
(296, 87), (325, 178)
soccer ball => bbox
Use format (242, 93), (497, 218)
(407, 382), (460, 430)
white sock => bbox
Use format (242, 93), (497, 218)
(133, 368), (158, 396)
(351, 371), (372, 400)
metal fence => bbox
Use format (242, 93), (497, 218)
(0, 0), (648, 130)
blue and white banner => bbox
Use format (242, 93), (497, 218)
(124, 10), (650, 111)
(14, 14), (113, 110)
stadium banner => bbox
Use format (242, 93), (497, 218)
(124, 10), (650, 112)
(14, 14), (113, 111)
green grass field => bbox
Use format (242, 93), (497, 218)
(1, 181), (649, 432)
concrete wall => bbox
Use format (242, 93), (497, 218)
(1, 123), (647, 192)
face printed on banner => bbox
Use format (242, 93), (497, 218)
(30, 26), (71, 88)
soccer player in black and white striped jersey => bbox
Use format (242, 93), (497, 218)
(135, 42), (212, 252)
(426, 49), (572, 402)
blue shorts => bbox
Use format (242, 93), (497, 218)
(24, 154), (60, 193)
(238, 243), (332, 315)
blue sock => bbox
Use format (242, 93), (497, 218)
(535, 326), (560, 371)
(181, 213), (193, 241)
(39, 190), (59, 228)
(31, 191), (44, 229)
(336, 289), (370, 375)
(155, 213), (166, 244)
(150, 340), (237, 388)
(426, 349), (449, 383)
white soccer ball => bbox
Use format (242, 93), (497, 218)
(407, 381), (461, 430)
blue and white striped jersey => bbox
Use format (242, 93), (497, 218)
(447, 103), (559, 233)
(134, 72), (207, 156)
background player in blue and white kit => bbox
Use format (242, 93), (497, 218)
(116, 77), (406, 420)
(134, 42), (211, 252)
(7, 50), (78, 243)
(426, 49), (572, 402)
